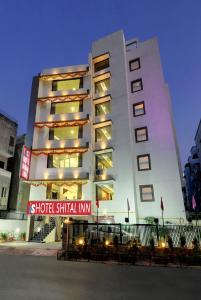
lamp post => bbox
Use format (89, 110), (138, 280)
(64, 218), (70, 251)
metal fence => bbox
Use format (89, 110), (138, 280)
(62, 222), (201, 248)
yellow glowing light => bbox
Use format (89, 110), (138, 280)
(61, 115), (66, 121)
(48, 116), (53, 122)
(100, 116), (106, 122)
(60, 141), (65, 148)
(44, 173), (48, 180)
(79, 238), (84, 245)
(74, 172), (78, 179)
(46, 142), (51, 149)
(64, 218), (69, 224)
(100, 142), (107, 149)
(59, 173), (63, 179)
(101, 174), (106, 180)
(161, 242), (166, 248)
(71, 107), (75, 112)
(70, 129), (74, 134)
(74, 141), (79, 147)
(105, 240), (109, 246)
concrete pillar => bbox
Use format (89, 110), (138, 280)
(55, 217), (62, 241)
(26, 215), (35, 241)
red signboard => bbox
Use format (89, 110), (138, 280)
(27, 201), (91, 216)
(20, 146), (31, 180)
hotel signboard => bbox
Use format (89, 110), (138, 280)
(20, 146), (31, 180)
(27, 201), (91, 216)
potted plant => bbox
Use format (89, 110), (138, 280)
(1, 233), (8, 242)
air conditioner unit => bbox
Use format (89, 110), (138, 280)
(95, 169), (103, 176)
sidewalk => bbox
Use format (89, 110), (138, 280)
(0, 241), (62, 256)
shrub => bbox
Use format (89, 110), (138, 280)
(180, 235), (186, 248)
(167, 235), (173, 250)
(1, 233), (8, 241)
(19, 232), (26, 241)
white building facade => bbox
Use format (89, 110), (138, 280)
(26, 31), (185, 225)
(0, 112), (17, 211)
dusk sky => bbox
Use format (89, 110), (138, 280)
(0, 0), (200, 165)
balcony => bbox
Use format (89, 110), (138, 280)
(36, 138), (89, 150)
(36, 112), (89, 124)
(37, 89), (90, 103)
(29, 169), (89, 182)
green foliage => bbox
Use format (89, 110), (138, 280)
(167, 235), (173, 250)
(144, 216), (155, 225)
(1, 233), (8, 241)
(19, 232), (26, 240)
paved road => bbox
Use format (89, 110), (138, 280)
(0, 255), (200, 300)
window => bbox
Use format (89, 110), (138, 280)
(94, 59), (109, 73)
(133, 102), (145, 117)
(47, 183), (82, 200)
(9, 136), (15, 147)
(140, 185), (154, 202)
(0, 161), (4, 169)
(52, 78), (83, 91)
(135, 127), (148, 143)
(95, 152), (112, 169)
(137, 154), (151, 171)
(96, 183), (114, 201)
(95, 101), (111, 116)
(95, 78), (110, 94)
(1, 187), (6, 198)
(131, 79), (143, 93)
(49, 126), (82, 140)
(95, 125), (112, 142)
(47, 153), (82, 168)
(51, 101), (83, 114)
(129, 58), (140, 71)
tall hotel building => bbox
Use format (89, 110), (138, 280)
(26, 31), (185, 228)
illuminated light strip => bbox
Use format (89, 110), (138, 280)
(37, 93), (89, 103)
(34, 118), (89, 128)
(39, 70), (89, 81)
(25, 179), (88, 187)
(32, 147), (89, 156)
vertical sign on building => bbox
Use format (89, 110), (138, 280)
(20, 146), (31, 180)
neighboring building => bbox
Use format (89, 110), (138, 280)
(8, 134), (29, 218)
(25, 30), (185, 236)
(184, 120), (201, 217)
(0, 111), (17, 212)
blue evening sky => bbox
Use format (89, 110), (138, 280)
(0, 0), (200, 166)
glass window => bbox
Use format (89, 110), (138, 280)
(96, 183), (114, 201)
(135, 127), (148, 142)
(94, 59), (109, 73)
(133, 102), (145, 117)
(95, 125), (112, 142)
(49, 126), (81, 140)
(140, 185), (154, 202)
(9, 136), (14, 146)
(137, 154), (151, 171)
(129, 58), (140, 71)
(52, 78), (83, 91)
(51, 101), (82, 114)
(0, 161), (4, 169)
(131, 79), (143, 93)
(95, 152), (112, 169)
(47, 183), (82, 200)
(47, 153), (82, 168)
(95, 78), (110, 94)
(95, 101), (111, 116)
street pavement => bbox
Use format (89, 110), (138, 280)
(0, 255), (200, 300)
